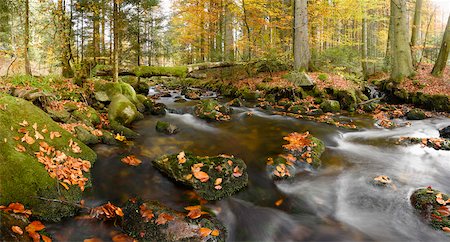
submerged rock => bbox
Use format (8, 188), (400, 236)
(266, 132), (325, 179)
(150, 103), (167, 115)
(439, 126), (450, 139)
(156, 121), (179, 135)
(122, 200), (226, 242)
(406, 108), (426, 120)
(0, 94), (96, 221)
(153, 152), (248, 200)
(410, 187), (450, 232)
(194, 99), (231, 121)
(227, 98), (243, 107)
(320, 100), (341, 113)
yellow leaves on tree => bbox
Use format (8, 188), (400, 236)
(121, 155), (142, 166)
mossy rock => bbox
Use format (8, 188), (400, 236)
(227, 98), (243, 107)
(285, 71), (314, 87)
(362, 102), (378, 112)
(288, 105), (307, 114)
(74, 126), (99, 145)
(153, 153), (248, 200)
(72, 106), (101, 127)
(133, 66), (188, 78)
(122, 200), (226, 242)
(108, 94), (139, 126)
(439, 126), (450, 139)
(406, 109), (426, 120)
(45, 107), (71, 123)
(332, 88), (359, 112)
(239, 89), (261, 101)
(320, 100), (341, 113)
(410, 187), (450, 231)
(0, 211), (32, 241)
(150, 103), (167, 116)
(100, 130), (118, 145)
(267, 134), (325, 179)
(0, 94), (96, 221)
(156, 121), (179, 135)
(194, 99), (231, 122)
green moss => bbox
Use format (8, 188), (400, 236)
(406, 108), (426, 120)
(0, 211), (32, 241)
(194, 99), (231, 121)
(410, 188), (450, 230)
(72, 106), (101, 127)
(153, 153), (248, 200)
(108, 94), (139, 126)
(320, 100), (341, 113)
(0, 94), (96, 221)
(134, 66), (188, 78)
(74, 126), (99, 145)
(156, 121), (179, 135)
(122, 200), (226, 242)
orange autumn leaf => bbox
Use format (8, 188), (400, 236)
(282, 132), (313, 151)
(275, 199), (284, 207)
(84, 238), (103, 242)
(177, 151), (186, 164)
(121, 155), (142, 166)
(199, 227), (212, 237)
(11, 226), (23, 235)
(50, 131), (61, 140)
(28, 231), (41, 242)
(443, 227), (450, 232)
(211, 229), (220, 237)
(90, 202), (123, 220)
(437, 206), (450, 217)
(15, 144), (26, 152)
(22, 132), (35, 145)
(19, 120), (29, 127)
(214, 178), (222, 186)
(193, 171), (209, 182)
(233, 166), (243, 177)
(140, 204), (154, 222)
(155, 213), (175, 225)
(25, 221), (45, 233)
(42, 235), (52, 242)
(112, 233), (136, 242)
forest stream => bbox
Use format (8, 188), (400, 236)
(43, 87), (450, 241)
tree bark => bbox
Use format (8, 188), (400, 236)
(410, 0), (423, 67)
(113, 0), (119, 82)
(57, 0), (73, 77)
(431, 15), (450, 77)
(24, 0), (32, 75)
(293, 0), (310, 71)
(389, 0), (414, 82)
(361, 2), (368, 78)
(93, 4), (100, 65)
(242, 0), (252, 61)
(224, 1), (234, 62)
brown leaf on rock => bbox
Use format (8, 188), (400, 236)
(90, 202), (123, 220)
(50, 131), (61, 140)
(15, 144), (26, 152)
(214, 178), (222, 186)
(443, 227), (450, 232)
(112, 233), (136, 242)
(233, 166), (243, 177)
(28, 231), (41, 242)
(199, 227), (212, 237)
(11, 226), (23, 235)
(193, 171), (209, 182)
(185, 205), (202, 219)
(140, 204), (154, 222)
(42, 235), (52, 242)
(21, 132), (35, 145)
(121, 155), (142, 166)
(34, 130), (44, 140)
(282, 132), (312, 152)
(437, 206), (450, 217)
(19, 120), (29, 127)
(211, 229), (219, 237)
(177, 151), (186, 164)
(155, 213), (174, 225)
(25, 221), (45, 233)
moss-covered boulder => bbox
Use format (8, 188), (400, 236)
(334, 89), (358, 112)
(440, 126), (450, 139)
(0, 94), (96, 221)
(285, 71), (314, 87)
(320, 100), (341, 113)
(227, 98), (243, 107)
(72, 106), (101, 127)
(406, 109), (426, 120)
(109, 94), (140, 126)
(74, 126), (99, 145)
(410, 187), (450, 232)
(122, 200), (225, 241)
(0, 211), (32, 241)
(194, 99), (231, 121)
(156, 121), (179, 135)
(267, 132), (325, 179)
(153, 152), (248, 200)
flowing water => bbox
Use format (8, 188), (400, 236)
(47, 88), (450, 241)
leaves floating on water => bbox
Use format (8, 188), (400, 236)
(121, 155), (142, 166)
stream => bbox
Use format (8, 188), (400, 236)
(47, 87), (450, 241)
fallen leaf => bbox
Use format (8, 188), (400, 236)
(11, 226), (23, 235)
(112, 234), (135, 242)
(15, 144), (26, 152)
(155, 213), (175, 225)
(437, 206), (450, 217)
(50, 131), (61, 140)
(19, 120), (29, 127)
(84, 238), (103, 242)
(275, 199), (284, 207)
(233, 166), (243, 177)
(42, 235), (52, 242)
(214, 185), (222, 190)
(115, 133), (126, 142)
(22, 132), (35, 145)
(211, 229), (220, 237)
(59, 182), (70, 190)
(25, 221), (45, 233)
(443, 227), (450, 232)
(34, 131), (44, 140)
(32, 123), (38, 131)
(214, 178), (222, 186)
(185, 205), (202, 219)
(121, 155), (142, 166)
(199, 227), (212, 237)
(28, 231), (41, 242)
(140, 204), (154, 222)
(193, 171), (209, 182)
(177, 151), (186, 164)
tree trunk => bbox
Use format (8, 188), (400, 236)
(137, 4), (141, 66)
(113, 0), (119, 82)
(24, 0), (31, 75)
(224, 2), (234, 62)
(101, 0), (106, 56)
(390, 0), (414, 82)
(361, 7), (368, 78)
(57, 0), (73, 77)
(242, 0), (251, 61)
(293, 0), (310, 71)
(93, 4), (100, 65)
(384, 6), (393, 69)
(410, 0), (422, 67)
(431, 15), (450, 77)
